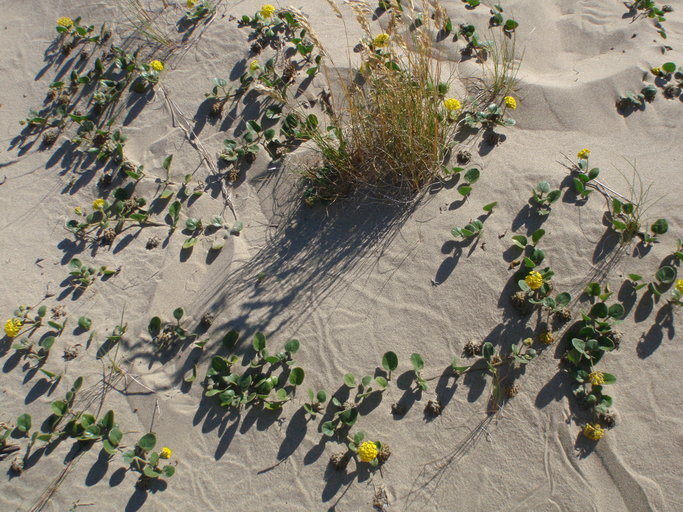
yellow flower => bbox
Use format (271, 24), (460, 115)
(187, 0), (197, 7)
(149, 60), (165, 72)
(588, 370), (605, 386)
(92, 199), (106, 211)
(249, 60), (260, 72)
(443, 98), (462, 111)
(583, 423), (605, 441)
(74, 206), (82, 215)
(373, 33), (390, 48)
(260, 4), (276, 18)
(675, 279), (683, 294)
(524, 271), (543, 291)
(358, 441), (378, 462)
(160, 447), (172, 459)
(504, 96), (517, 110)
(539, 331), (554, 345)
(5, 318), (22, 338)
(650, 66), (661, 76)
(57, 17), (74, 28)
(577, 148), (590, 160)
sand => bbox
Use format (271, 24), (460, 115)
(1, 0), (682, 510)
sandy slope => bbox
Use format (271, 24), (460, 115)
(1, 0), (682, 510)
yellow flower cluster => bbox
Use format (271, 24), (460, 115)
(504, 96), (517, 110)
(92, 199), (106, 211)
(57, 17), (74, 28)
(74, 206), (83, 215)
(524, 271), (543, 290)
(358, 441), (378, 462)
(260, 4), (276, 18)
(249, 60), (260, 72)
(577, 148), (590, 160)
(675, 279), (683, 294)
(149, 60), (165, 72)
(160, 447), (172, 459)
(187, 0), (197, 7)
(373, 33), (390, 48)
(4, 318), (22, 338)
(650, 67), (661, 76)
(583, 423), (605, 441)
(539, 331), (554, 345)
(588, 370), (605, 386)
(443, 98), (462, 111)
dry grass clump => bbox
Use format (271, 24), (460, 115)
(299, 0), (463, 203)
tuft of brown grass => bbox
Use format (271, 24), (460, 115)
(299, 0), (463, 203)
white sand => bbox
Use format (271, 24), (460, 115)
(1, 0), (682, 510)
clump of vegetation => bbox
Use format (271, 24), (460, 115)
(123, 433), (176, 488)
(564, 283), (625, 440)
(329, 431), (388, 472)
(452, 338), (538, 412)
(66, 258), (117, 290)
(530, 181), (561, 215)
(322, 363), (389, 438)
(148, 308), (199, 350)
(624, 0), (672, 38)
(184, 0), (215, 20)
(204, 331), (304, 410)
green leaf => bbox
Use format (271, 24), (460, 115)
(284, 339), (300, 354)
(102, 439), (117, 455)
(556, 292), (571, 307)
(222, 330), (239, 351)
(99, 410), (115, 429)
(162, 155), (173, 171)
(148, 316), (161, 337)
(185, 218), (200, 231)
(482, 201), (497, 212)
(109, 427), (123, 446)
(40, 336), (55, 352)
(317, 390), (327, 403)
(547, 190), (561, 203)
(457, 184), (472, 197)
(537, 181), (550, 194)
(607, 303), (625, 319)
(531, 229), (545, 245)
(143, 466), (161, 478)
(655, 266), (676, 284)
(464, 168), (480, 184)
(168, 201), (181, 220)
(343, 373), (356, 388)
(410, 353), (424, 371)
(662, 62), (676, 73)
(50, 400), (69, 418)
(252, 332), (266, 352)
(17, 414), (32, 433)
(163, 465), (176, 477)
(481, 342), (494, 361)
(382, 351), (398, 372)
(602, 373), (616, 384)
(289, 367), (305, 386)
(586, 282), (601, 296)
(137, 433), (157, 452)
(651, 218), (668, 235)
(182, 237), (197, 249)
(173, 307), (184, 321)
(590, 302), (609, 319)
(339, 408), (358, 426)
(511, 235), (527, 249)
(322, 421), (335, 437)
